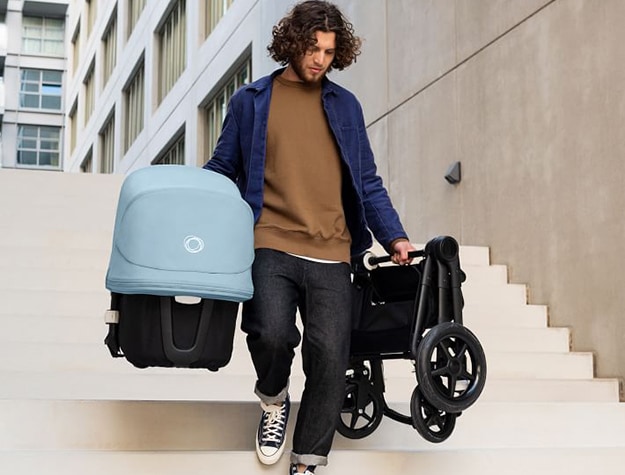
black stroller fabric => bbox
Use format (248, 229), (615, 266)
(114, 294), (239, 370)
(350, 264), (425, 356)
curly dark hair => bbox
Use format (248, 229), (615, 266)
(268, 1), (362, 71)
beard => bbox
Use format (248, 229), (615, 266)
(290, 59), (328, 85)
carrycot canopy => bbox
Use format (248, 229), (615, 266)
(105, 165), (254, 302)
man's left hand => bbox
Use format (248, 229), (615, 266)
(391, 239), (416, 265)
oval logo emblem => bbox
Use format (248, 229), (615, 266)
(184, 235), (204, 254)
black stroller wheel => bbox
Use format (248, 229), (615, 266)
(337, 379), (384, 439)
(410, 386), (457, 443)
(416, 322), (487, 413)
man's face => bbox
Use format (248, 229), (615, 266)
(285, 30), (336, 84)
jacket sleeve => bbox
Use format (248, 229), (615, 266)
(202, 97), (242, 182)
(355, 101), (409, 252)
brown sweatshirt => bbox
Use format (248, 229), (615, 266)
(254, 75), (352, 263)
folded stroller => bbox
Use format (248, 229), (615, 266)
(104, 165), (254, 370)
(338, 236), (487, 443)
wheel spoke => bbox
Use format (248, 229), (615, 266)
(448, 374), (458, 397)
(349, 412), (358, 429)
(362, 412), (374, 424)
(437, 340), (453, 361)
(460, 369), (475, 382)
(431, 366), (449, 377)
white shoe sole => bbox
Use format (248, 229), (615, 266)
(256, 437), (286, 465)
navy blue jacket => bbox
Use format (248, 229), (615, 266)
(204, 68), (408, 257)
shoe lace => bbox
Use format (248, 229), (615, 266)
(290, 465), (316, 475)
(261, 405), (287, 443)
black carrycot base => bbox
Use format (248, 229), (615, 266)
(105, 293), (239, 371)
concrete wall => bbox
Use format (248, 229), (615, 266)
(337, 0), (625, 382)
(65, 0), (625, 383)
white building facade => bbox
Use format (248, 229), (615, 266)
(64, 0), (299, 174)
(1, 0), (69, 170)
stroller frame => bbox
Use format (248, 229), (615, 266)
(338, 236), (487, 443)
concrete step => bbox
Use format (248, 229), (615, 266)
(471, 326), (570, 353)
(0, 369), (618, 403)
(463, 263), (508, 284)
(457, 245), (490, 266)
(1, 248), (500, 277)
(0, 268), (108, 292)
(0, 228), (112, 250)
(2, 447), (625, 475)
(0, 287), (548, 325)
(463, 303), (548, 328)
(2, 399), (624, 451)
(0, 268), (526, 307)
(462, 282), (528, 306)
(0, 204), (117, 231)
(0, 168), (124, 196)
(0, 313), (570, 354)
(0, 340), (595, 380)
(0, 289), (111, 317)
(0, 210), (115, 231)
(0, 247), (110, 271)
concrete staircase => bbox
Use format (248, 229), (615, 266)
(1, 167), (624, 474)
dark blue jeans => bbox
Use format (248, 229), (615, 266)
(242, 249), (352, 467)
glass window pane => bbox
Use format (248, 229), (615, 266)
(43, 41), (64, 56)
(19, 139), (37, 149)
(40, 127), (60, 139)
(39, 151), (52, 165)
(42, 70), (62, 82)
(47, 18), (63, 27)
(23, 17), (42, 27)
(23, 69), (40, 81)
(22, 39), (41, 53)
(42, 84), (61, 95)
(20, 126), (38, 137)
(42, 96), (61, 110)
(18, 151), (37, 165)
(21, 95), (39, 108)
(40, 140), (57, 150)
(23, 83), (39, 93)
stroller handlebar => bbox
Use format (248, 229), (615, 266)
(363, 250), (425, 270)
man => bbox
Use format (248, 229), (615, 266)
(204, 2), (414, 473)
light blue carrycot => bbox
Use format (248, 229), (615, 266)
(103, 165), (254, 370)
(105, 165), (254, 301)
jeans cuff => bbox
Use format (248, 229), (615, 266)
(255, 380), (289, 406)
(290, 452), (327, 467)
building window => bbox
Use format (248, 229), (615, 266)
(153, 132), (185, 165)
(84, 64), (95, 126)
(99, 112), (115, 173)
(19, 69), (63, 110)
(71, 23), (80, 76)
(158, 0), (186, 103)
(205, 57), (251, 159)
(102, 12), (117, 88)
(87, 0), (98, 37)
(205, 0), (233, 38)
(128, 0), (146, 37)
(17, 125), (62, 168)
(22, 16), (65, 56)
(69, 101), (78, 153)
(124, 61), (144, 152)
(80, 147), (93, 173)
